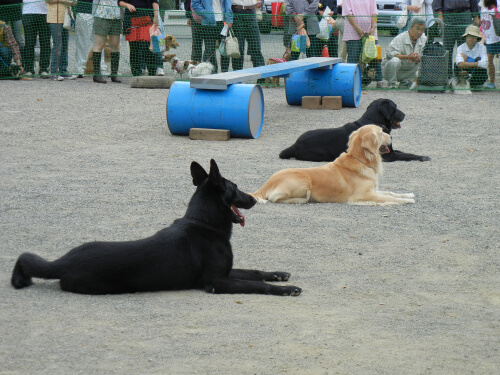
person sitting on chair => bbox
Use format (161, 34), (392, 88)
(454, 24), (488, 89)
(382, 16), (427, 89)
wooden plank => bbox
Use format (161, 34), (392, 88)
(130, 76), (175, 89)
(189, 128), (230, 141)
(190, 57), (343, 90)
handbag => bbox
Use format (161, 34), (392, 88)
(317, 6), (332, 41)
(63, 6), (75, 32)
(397, 7), (408, 29)
(361, 35), (377, 63)
(224, 28), (241, 58)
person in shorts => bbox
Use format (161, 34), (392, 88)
(480, 0), (500, 89)
(92, 0), (123, 83)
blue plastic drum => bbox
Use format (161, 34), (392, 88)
(166, 82), (265, 139)
(285, 63), (362, 108)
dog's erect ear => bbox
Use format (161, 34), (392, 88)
(191, 162), (208, 186)
(208, 159), (224, 190)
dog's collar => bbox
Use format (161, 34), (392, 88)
(349, 155), (374, 170)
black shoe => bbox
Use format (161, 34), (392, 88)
(77, 74), (84, 78)
(111, 76), (122, 83)
(93, 75), (107, 84)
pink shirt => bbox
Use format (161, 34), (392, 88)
(342, 0), (378, 41)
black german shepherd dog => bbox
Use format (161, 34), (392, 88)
(11, 160), (302, 296)
(279, 99), (430, 163)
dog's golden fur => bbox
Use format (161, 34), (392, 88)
(251, 125), (415, 205)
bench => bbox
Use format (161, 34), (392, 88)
(166, 57), (361, 139)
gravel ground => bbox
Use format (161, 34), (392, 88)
(1, 78), (499, 375)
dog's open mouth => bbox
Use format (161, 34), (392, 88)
(392, 121), (401, 129)
(231, 205), (245, 227)
(379, 145), (391, 154)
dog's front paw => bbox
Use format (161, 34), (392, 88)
(272, 272), (290, 282)
(282, 286), (302, 296)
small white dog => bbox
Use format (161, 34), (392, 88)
(168, 57), (214, 79)
(449, 71), (472, 95)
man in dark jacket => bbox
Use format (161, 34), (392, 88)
(432, 0), (480, 78)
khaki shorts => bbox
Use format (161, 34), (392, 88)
(93, 17), (123, 36)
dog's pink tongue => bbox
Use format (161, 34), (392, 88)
(231, 205), (245, 227)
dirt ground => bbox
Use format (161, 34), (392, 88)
(1, 78), (499, 375)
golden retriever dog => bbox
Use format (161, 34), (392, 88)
(250, 125), (415, 206)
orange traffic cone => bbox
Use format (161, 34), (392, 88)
(321, 45), (329, 57)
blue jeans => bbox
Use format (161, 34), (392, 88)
(49, 23), (69, 74)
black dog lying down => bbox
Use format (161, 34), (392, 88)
(11, 160), (302, 296)
(279, 98), (430, 162)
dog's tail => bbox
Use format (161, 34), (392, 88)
(11, 253), (61, 289)
(279, 145), (296, 159)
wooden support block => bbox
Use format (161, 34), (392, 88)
(302, 96), (322, 109)
(130, 76), (175, 89)
(322, 96), (343, 110)
(189, 128), (230, 141)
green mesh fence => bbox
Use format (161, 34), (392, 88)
(0, 1), (498, 91)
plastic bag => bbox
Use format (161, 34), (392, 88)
(150, 17), (166, 53)
(317, 6), (332, 41)
(291, 34), (307, 53)
(362, 35), (377, 63)
(63, 7), (75, 33)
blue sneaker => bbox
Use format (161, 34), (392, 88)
(483, 82), (496, 89)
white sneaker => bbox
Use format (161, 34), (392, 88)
(61, 74), (77, 80)
(40, 71), (50, 78)
(51, 75), (64, 81)
(156, 67), (165, 76)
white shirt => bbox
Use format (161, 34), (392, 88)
(22, 0), (48, 14)
(213, 0), (224, 21)
(480, 6), (500, 45)
(456, 42), (488, 69)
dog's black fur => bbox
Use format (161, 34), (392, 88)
(279, 98), (430, 162)
(11, 160), (302, 296)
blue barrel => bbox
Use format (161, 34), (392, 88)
(285, 63), (362, 108)
(167, 82), (265, 139)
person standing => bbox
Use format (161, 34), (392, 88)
(119, 0), (159, 76)
(342, 0), (384, 87)
(285, 0), (322, 60)
(191, 0), (233, 74)
(432, 0), (481, 78)
(0, 0), (24, 49)
(480, 0), (500, 89)
(91, 0), (122, 83)
(22, 0), (51, 77)
(74, 0), (95, 78)
(230, 0), (265, 71)
(46, 0), (77, 80)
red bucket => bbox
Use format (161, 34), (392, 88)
(271, 2), (284, 28)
